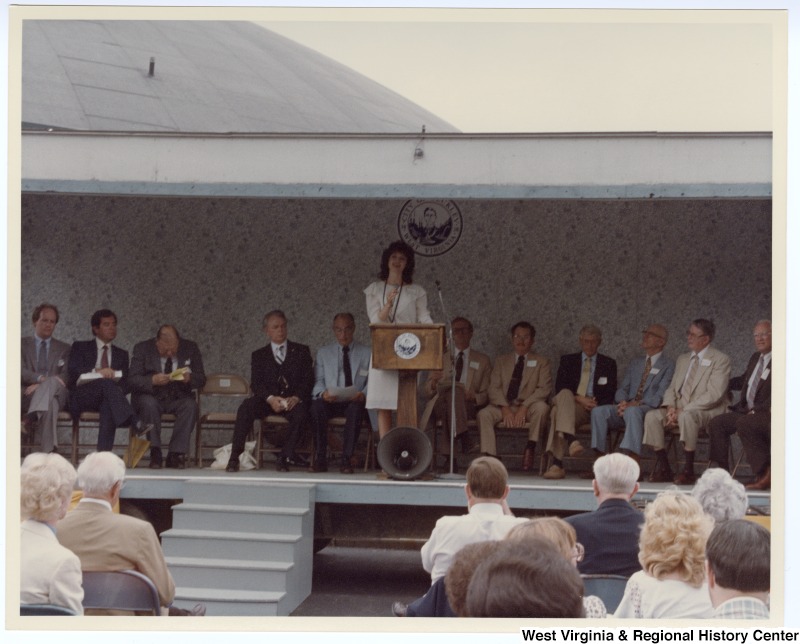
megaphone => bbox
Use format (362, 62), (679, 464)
(377, 426), (433, 480)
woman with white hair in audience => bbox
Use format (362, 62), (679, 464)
(614, 490), (714, 618)
(691, 467), (748, 523)
(20, 452), (83, 614)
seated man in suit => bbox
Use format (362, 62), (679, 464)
(644, 318), (731, 485)
(21, 303), (71, 454)
(476, 321), (552, 470)
(543, 324), (617, 480)
(565, 453), (644, 577)
(226, 310), (314, 473)
(707, 320), (772, 490)
(421, 316), (491, 463)
(67, 309), (149, 452)
(128, 324), (207, 470)
(589, 324), (675, 465)
(57, 451), (204, 616)
(308, 312), (370, 474)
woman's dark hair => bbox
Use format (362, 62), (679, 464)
(378, 240), (416, 284)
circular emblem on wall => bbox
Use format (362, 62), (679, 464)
(397, 199), (463, 257)
(394, 332), (422, 360)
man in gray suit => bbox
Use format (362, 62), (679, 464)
(128, 325), (206, 469)
(590, 324), (675, 465)
(21, 303), (71, 453)
(308, 312), (371, 474)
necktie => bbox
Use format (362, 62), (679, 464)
(577, 357), (591, 397)
(680, 354), (699, 401)
(101, 345), (109, 369)
(746, 356), (765, 410)
(634, 356), (652, 402)
(165, 357), (173, 374)
(506, 355), (525, 403)
(455, 351), (464, 382)
(343, 346), (353, 387)
(36, 341), (48, 375)
(276, 345), (285, 365)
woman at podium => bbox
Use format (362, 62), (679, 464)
(364, 240), (433, 440)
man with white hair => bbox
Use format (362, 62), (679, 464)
(564, 453), (644, 576)
(691, 468), (748, 523)
(56, 451), (205, 616)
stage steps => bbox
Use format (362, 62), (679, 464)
(161, 479), (315, 616)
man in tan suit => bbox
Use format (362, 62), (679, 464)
(477, 321), (552, 470)
(421, 317), (492, 459)
(643, 318), (731, 485)
(57, 451), (205, 616)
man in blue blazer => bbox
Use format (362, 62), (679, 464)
(67, 309), (145, 451)
(590, 324), (675, 462)
(308, 312), (371, 474)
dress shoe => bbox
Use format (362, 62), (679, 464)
(168, 603), (207, 616)
(568, 440), (585, 457)
(134, 420), (155, 437)
(543, 464), (566, 480)
(285, 454), (309, 467)
(467, 442), (481, 454)
(579, 471), (596, 479)
(522, 446), (536, 472)
(647, 466), (674, 483)
(308, 462), (328, 473)
(339, 463), (354, 474)
(480, 452), (501, 461)
(673, 470), (697, 486)
(166, 453), (186, 469)
(277, 457), (289, 472)
(225, 459), (240, 473)
(746, 467), (771, 491)
(391, 601), (408, 617)
(149, 448), (163, 469)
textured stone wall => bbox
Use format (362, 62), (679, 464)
(21, 194), (771, 380)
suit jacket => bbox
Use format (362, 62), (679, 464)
(251, 340), (314, 403)
(20, 519), (84, 615)
(67, 339), (130, 393)
(662, 345), (731, 412)
(57, 501), (176, 608)
(565, 498), (644, 577)
(615, 354), (676, 409)
(555, 352), (618, 406)
(728, 351), (771, 413)
(21, 336), (71, 387)
(128, 337), (207, 401)
(487, 351), (552, 409)
(312, 341), (371, 399)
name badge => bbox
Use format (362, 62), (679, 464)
(761, 368), (770, 380)
(359, 369), (369, 377)
(650, 368), (660, 374)
(598, 377), (608, 385)
(469, 361), (480, 370)
(527, 360), (537, 367)
(701, 359), (712, 367)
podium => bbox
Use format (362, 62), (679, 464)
(370, 323), (445, 428)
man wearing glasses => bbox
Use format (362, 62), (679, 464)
(421, 317), (492, 466)
(643, 318), (731, 484)
(707, 320), (772, 490)
(308, 312), (371, 474)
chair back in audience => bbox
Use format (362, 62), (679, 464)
(20, 603), (78, 616)
(581, 574), (629, 613)
(82, 570), (162, 615)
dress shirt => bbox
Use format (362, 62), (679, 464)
(93, 337), (113, 370)
(713, 596), (770, 619)
(747, 351), (771, 396)
(582, 353), (597, 397)
(680, 346), (710, 391)
(79, 497), (114, 511)
(271, 342), (287, 362)
(454, 347), (470, 386)
(338, 343), (352, 388)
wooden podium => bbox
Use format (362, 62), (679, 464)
(370, 323), (445, 428)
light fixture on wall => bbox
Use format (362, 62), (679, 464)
(413, 125), (426, 162)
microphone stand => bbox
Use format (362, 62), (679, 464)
(435, 280), (464, 480)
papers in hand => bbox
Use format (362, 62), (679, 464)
(328, 386), (360, 401)
(170, 366), (190, 381)
(77, 370), (123, 385)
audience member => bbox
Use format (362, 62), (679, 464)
(691, 468), (748, 523)
(226, 310), (314, 473)
(464, 537), (585, 618)
(20, 452), (83, 615)
(708, 320), (772, 491)
(443, 541), (498, 617)
(643, 318), (731, 485)
(614, 491), (714, 619)
(590, 324), (674, 463)
(476, 322), (552, 470)
(21, 303), (71, 454)
(565, 453), (644, 576)
(544, 324), (617, 479)
(706, 519), (770, 619)
(57, 451), (205, 616)
(128, 324), (206, 469)
(309, 313), (370, 474)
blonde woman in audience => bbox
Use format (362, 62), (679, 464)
(20, 452), (83, 614)
(614, 490), (714, 618)
(506, 517), (607, 618)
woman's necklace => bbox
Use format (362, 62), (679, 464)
(383, 281), (403, 323)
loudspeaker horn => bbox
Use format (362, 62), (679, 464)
(377, 426), (433, 480)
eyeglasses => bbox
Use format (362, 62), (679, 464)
(686, 331), (707, 339)
(333, 326), (354, 333)
(572, 542), (585, 563)
(753, 332), (771, 339)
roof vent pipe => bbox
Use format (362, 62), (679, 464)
(148, 57), (155, 77)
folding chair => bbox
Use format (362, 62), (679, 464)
(194, 373), (250, 467)
(82, 570), (162, 615)
(581, 574), (629, 613)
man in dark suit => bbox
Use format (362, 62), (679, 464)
(543, 324), (617, 479)
(708, 319), (772, 490)
(226, 310), (314, 473)
(128, 324), (206, 469)
(565, 453), (643, 576)
(67, 309), (147, 452)
(21, 303), (71, 453)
